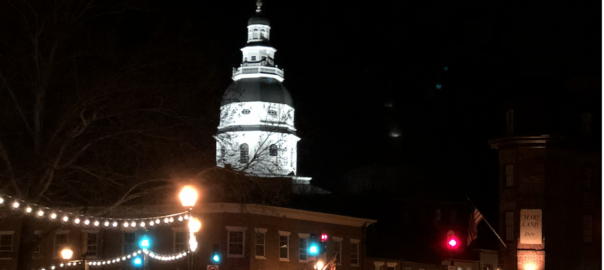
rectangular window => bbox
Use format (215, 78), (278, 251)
(583, 215), (592, 243)
(299, 236), (308, 261)
(279, 235), (289, 260)
(450, 209), (457, 223)
(0, 233), (13, 252)
(505, 211), (514, 241)
(174, 231), (187, 252)
(86, 233), (98, 257)
(334, 240), (342, 264)
(584, 167), (593, 189)
(54, 232), (68, 257)
(123, 233), (136, 254)
(435, 209), (441, 222)
(350, 241), (359, 266)
(251, 56), (257, 61)
(505, 165), (514, 187)
(255, 232), (265, 258)
(228, 230), (244, 257)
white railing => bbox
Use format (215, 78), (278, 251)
(232, 66), (284, 81)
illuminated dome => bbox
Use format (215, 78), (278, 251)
(214, 0), (300, 178)
(221, 77), (293, 106)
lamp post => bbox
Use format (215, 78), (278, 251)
(180, 185), (199, 270)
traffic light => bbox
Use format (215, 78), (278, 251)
(320, 233), (328, 254)
(309, 234), (320, 257)
(211, 244), (221, 264)
(446, 230), (458, 251)
(132, 256), (143, 268)
(139, 235), (151, 249)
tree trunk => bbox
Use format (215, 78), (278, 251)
(16, 215), (35, 270)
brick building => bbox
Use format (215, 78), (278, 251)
(489, 79), (601, 270)
(0, 203), (375, 270)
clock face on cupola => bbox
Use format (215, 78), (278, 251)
(214, 0), (300, 177)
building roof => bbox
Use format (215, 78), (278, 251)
(222, 77), (293, 106)
(248, 0), (270, 26)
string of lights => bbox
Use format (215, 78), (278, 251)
(34, 249), (190, 270)
(0, 194), (190, 230)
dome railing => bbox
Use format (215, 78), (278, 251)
(232, 66), (284, 82)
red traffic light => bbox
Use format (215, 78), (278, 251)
(321, 234), (328, 242)
(448, 239), (458, 247)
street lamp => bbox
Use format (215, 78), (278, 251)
(180, 185), (199, 270)
(179, 185), (198, 208)
(61, 248), (73, 260)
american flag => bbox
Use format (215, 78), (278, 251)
(467, 208), (484, 245)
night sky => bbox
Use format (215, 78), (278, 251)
(120, 0), (600, 203)
(1, 0), (600, 216)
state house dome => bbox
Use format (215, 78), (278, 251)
(221, 77), (293, 106)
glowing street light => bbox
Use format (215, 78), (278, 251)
(315, 260), (324, 270)
(61, 248), (73, 260)
(188, 218), (202, 233)
(179, 186), (198, 208)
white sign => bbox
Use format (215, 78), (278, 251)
(207, 265), (219, 270)
(520, 209), (542, 244)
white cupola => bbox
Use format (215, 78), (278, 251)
(214, 0), (300, 178)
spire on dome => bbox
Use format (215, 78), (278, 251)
(256, 0), (263, 12)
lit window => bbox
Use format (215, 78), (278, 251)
(583, 215), (592, 243)
(350, 239), (360, 266)
(269, 144), (278, 156)
(86, 233), (98, 257)
(279, 235), (289, 260)
(255, 231), (265, 258)
(299, 236), (308, 261)
(506, 109), (514, 135)
(174, 231), (187, 252)
(0, 233), (13, 252)
(239, 144), (249, 163)
(505, 211), (514, 241)
(227, 228), (245, 257)
(242, 109), (251, 115)
(54, 232), (68, 257)
(123, 233), (135, 255)
(505, 165), (513, 187)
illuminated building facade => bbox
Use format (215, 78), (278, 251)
(489, 84), (601, 270)
(214, 0), (300, 178)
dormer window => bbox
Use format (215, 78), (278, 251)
(242, 109), (251, 115)
(252, 56), (256, 61)
(268, 110), (277, 117)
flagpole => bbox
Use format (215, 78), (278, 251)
(466, 196), (507, 248)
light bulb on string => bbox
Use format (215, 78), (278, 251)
(62, 216), (69, 222)
(123, 222), (129, 228)
(104, 221), (110, 227)
(149, 221), (154, 226)
(130, 221), (136, 227)
(178, 216), (183, 221)
(74, 218), (80, 224)
(113, 222), (118, 227)
(169, 217), (174, 223)
(50, 213), (57, 219)
(164, 218), (169, 223)
(94, 220), (100, 226)
(12, 202), (19, 208)
(156, 219), (160, 224)
(140, 222), (145, 227)
(184, 215), (189, 220)
(26, 207), (32, 213)
(84, 219), (90, 225)
(38, 210), (44, 216)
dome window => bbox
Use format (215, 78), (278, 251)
(242, 109), (251, 115)
(239, 144), (249, 163)
(268, 110), (277, 117)
(269, 144), (278, 156)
